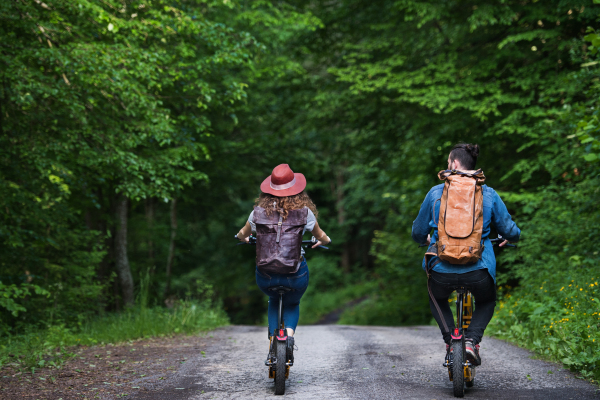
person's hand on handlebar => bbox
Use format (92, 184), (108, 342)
(312, 238), (331, 248)
(495, 234), (511, 247)
(310, 222), (331, 248)
(236, 221), (252, 242)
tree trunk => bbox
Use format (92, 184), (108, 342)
(335, 169), (351, 273)
(145, 198), (155, 274)
(113, 278), (121, 312)
(164, 198), (178, 298)
(0, 80), (4, 136)
(94, 187), (114, 311)
(114, 194), (134, 306)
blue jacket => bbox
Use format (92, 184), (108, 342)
(411, 184), (521, 282)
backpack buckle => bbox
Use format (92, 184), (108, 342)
(276, 215), (283, 243)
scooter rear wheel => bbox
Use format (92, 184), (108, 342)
(274, 340), (287, 395)
(451, 341), (464, 398)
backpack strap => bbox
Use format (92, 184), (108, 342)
(424, 245), (449, 333)
(427, 277), (449, 333)
(427, 190), (447, 332)
(275, 214), (283, 243)
(438, 168), (485, 184)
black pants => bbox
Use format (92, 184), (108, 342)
(429, 269), (496, 345)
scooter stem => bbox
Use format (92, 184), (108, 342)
(278, 293), (283, 331)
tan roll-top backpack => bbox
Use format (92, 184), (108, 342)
(435, 169), (486, 264)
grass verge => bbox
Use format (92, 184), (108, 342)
(0, 300), (228, 372)
(488, 272), (600, 383)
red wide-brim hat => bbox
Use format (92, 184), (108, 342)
(260, 164), (306, 197)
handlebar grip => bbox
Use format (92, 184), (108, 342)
(301, 240), (329, 250)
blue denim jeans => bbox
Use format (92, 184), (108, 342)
(255, 259), (309, 336)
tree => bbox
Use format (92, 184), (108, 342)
(0, 0), (261, 324)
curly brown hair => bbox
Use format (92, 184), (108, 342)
(254, 191), (318, 220)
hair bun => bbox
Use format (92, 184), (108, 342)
(466, 144), (480, 158)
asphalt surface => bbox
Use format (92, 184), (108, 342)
(132, 325), (599, 400)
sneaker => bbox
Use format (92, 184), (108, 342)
(287, 336), (295, 363)
(465, 339), (481, 366)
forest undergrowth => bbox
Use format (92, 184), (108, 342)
(485, 180), (600, 383)
(0, 275), (228, 372)
(490, 271), (600, 383)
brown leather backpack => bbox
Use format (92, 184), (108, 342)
(435, 169), (486, 265)
(253, 206), (308, 275)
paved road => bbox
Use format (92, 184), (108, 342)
(132, 325), (599, 400)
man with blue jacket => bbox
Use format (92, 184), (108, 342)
(411, 143), (521, 365)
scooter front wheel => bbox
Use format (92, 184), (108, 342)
(274, 340), (287, 395)
(451, 341), (464, 398)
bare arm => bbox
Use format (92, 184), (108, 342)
(311, 222), (331, 248)
(236, 221), (252, 242)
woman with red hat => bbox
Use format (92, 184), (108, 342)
(236, 164), (331, 363)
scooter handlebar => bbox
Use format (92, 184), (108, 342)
(236, 235), (328, 249)
(417, 237), (517, 248)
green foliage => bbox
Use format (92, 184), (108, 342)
(0, 0), (318, 335)
(0, 227), (107, 334)
(479, 23), (600, 380)
(299, 255), (376, 324)
(0, 283), (49, 318)
(2, 0), (600, 384)
(490, 273), (600, 381)
(488, 144), (600, 381)
(341, 231), (430, 326)
(0, 299), (227, 371)
(300, 282), (375, 325)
